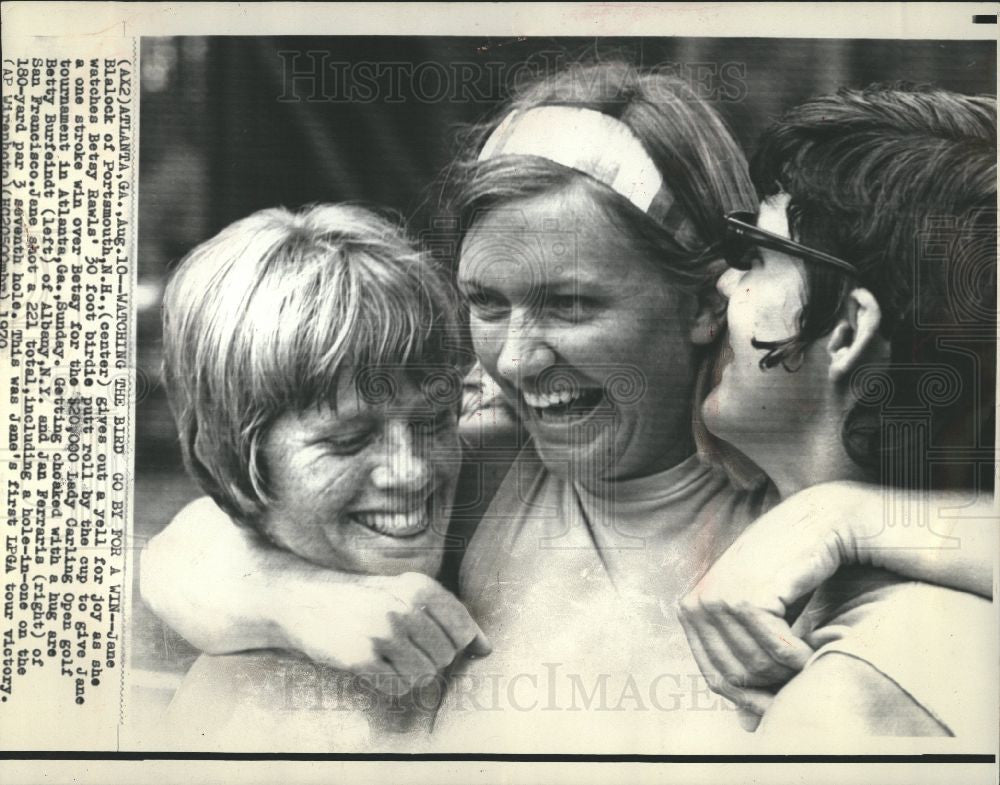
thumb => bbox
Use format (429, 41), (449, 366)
(465, 627), (492, 658)
(735, 687), (774, 719)
(737, 707), (763, 732)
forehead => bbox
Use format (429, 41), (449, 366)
(327, 370), (454, 418)
(458, 189), (652, 288)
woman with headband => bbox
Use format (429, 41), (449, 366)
(427, 66), (777, 744)
(141, 62), (989, 749)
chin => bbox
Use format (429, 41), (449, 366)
(305, 530), (448, 578)
(534, 430), (626, 484)
(361, 551), (445, 578)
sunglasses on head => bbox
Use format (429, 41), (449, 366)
(722, 211), (859, 275)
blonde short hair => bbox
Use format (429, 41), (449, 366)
(162, 204), (461, 523)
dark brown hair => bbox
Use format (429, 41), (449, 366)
(750, 83), (996, 489)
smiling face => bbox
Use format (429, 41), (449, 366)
(258, 372), (461, 577)
(457, 185), (702, 483)
(701, 195), (829, 467)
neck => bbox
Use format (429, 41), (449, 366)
(748, 401), (868, 500)
(615, 428), (696, 482)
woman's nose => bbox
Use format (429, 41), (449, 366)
(495, 314), (556, 385)
(370, 421), (432, 492)
(716, 266), (743, 299)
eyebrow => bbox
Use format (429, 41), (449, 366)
(457, 276), (600, 295)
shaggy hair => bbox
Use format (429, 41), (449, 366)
(162, 204), (461, 524)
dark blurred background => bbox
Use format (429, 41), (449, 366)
(132, 36), (996, 690)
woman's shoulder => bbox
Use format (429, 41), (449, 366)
(793, 572), (994, 741)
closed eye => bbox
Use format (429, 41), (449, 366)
(545, 293), (596, 321)
(547, 294), (578, 311)
(320, 430), (373, 455)
(461, 284), (510, 321)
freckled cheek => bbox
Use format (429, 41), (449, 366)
(301, 460), (372, 520)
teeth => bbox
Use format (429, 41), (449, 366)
(351, 508), (429, 537)
(523, 388), (579, 409)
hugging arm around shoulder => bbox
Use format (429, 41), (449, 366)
(140, 496), (310, 654)
(140, 497), (491, 690)
(677, 482), (996, 716)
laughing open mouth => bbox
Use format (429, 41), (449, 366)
(348, 499), (432, 538)
(522, 386), (607, 422)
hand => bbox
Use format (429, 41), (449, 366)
(141, 497), (491, 696)
(677, 483), (855, 715)
(275, 570), (491, 696)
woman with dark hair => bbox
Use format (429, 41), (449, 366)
(682, 84), (995, 742)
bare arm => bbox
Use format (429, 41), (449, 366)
(845, 484), (995, 598)
(141, 497), (296, 654)
(678, 482), (995, 709)
(140, 497), (490, 694)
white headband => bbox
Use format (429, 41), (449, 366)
(478, 106), (700, 247)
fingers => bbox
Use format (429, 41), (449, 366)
(713, 608), (800, 685)
(731, 606), (814, 671)
(684, 624), (775, 720)
(681, 609), (758, 692)
(464, 629), (492, 658)
(678, 600), (805, 720)
(679, 584), (814, 687)
(736, 689), (775, 720)
(381, 641), (438, 696)
(404, 609), (459, 670)
(737, 707), (763, 732)
(319, 573), (491, 697)
(422, 590), (492, 657)
(386, 573), (492, 658)
(367, 577), (491, 698)
(358, 656), (410, 697)
(679, 608), (744, 705)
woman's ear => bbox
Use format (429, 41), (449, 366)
(826, 287), (885, 382)
(690, 287), (726, 345)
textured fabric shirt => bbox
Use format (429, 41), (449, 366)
(432, 448), (773, 751)
(801, 568), (995, 744)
